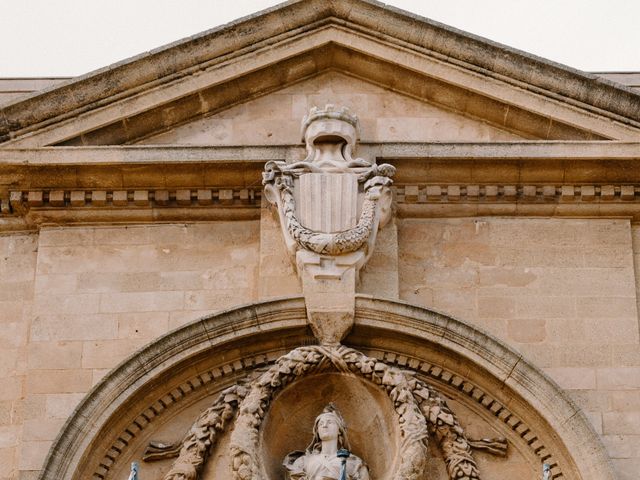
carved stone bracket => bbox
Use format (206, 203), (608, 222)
(263, 106), (395, 343)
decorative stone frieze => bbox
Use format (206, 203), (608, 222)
(7, 188), (259, 210)
(4, 181), (640, 232)
(3, 143), (640, 229)
(4, 183), (640, 217)
(0, 187), (262, 229)
(395, 184), (639, 203)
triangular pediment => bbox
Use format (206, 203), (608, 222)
(1, 0), (640, 147)
(139, 72), (524, 145)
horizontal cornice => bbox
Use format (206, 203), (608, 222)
(2, 142), (640, 230)
(2, 142), (640, 165)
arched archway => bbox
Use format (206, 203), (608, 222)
(38, 296), (615, 480)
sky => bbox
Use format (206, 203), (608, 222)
(1, 0), (639, 77)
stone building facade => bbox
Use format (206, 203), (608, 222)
(0, 1), (639, 479)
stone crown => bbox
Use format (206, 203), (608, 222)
(301, 104), (360, 139)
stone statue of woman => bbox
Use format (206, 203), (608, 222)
(283, 405), (370, 480)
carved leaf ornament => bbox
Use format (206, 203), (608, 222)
(263, 160), (394, 256)
(153, 345), (483, 480)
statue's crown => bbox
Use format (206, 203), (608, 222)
(301, 104), (360, 135)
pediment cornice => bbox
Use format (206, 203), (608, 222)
(1, 0), (640, 146)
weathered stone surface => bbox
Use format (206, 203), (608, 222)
(0, 224), (262, 477)
(1, 1), (639, 478)
(398, 217), (640, 480)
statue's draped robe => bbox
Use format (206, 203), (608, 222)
(284, 451), (370, 480)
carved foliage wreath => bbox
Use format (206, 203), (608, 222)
(262, 161), (395, 256)
(159, 345), (481, 480)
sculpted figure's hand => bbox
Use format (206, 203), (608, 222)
(283, 405), (370, 480)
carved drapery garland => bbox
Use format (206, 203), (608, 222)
(145, 383), (249, 478)
(156, 344), (484, 480)
(262, 159), (395, 256)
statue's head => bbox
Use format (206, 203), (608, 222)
(307, 404), (350, 453)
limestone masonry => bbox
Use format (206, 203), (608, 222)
(0, 1), (639, 479)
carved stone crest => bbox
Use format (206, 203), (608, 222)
(263, 105), (395, 344)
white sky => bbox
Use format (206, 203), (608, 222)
(1, 0), (639, 77)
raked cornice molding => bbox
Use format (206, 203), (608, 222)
(2, 0), (640, 145)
